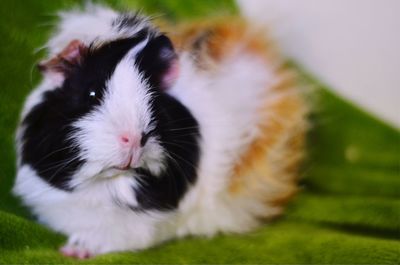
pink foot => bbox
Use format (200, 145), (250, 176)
(60, 245), (92, 259)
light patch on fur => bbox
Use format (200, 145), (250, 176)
(70, 48), (165, 187)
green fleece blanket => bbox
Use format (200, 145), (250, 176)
(0, 0), (399, 264)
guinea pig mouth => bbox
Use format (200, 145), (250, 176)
(98, 152), (145, 178)
(98, 167), (137, 179)
(110, 165), (142, 173)
(113, 165), (133, 171)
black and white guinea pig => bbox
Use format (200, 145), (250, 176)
(13, 4), (308, 259)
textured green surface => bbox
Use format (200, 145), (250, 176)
(0, 0), (399, 264)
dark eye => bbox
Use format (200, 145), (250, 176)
(88, 90), (100, 103)
(141, 132), (150, 147)
(89, 90), (96, 98)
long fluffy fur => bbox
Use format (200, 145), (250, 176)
(14, 5), (308, 256)
(169, 18), (308, 235)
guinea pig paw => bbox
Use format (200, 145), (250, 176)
(60, 245), (93, 259)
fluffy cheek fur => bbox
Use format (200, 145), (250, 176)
(69, 55), (166, 187)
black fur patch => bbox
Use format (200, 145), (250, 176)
(132, 92), (200, 211)
(21, 35), (147, 190)
(136, 34), (177, 90)
(129, 33), (201, 211)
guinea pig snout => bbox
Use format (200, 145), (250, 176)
(119, 133), (140, 148)
(116, 133), (143, 170)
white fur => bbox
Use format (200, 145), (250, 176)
(14, 5), (283, 255)
(69, 45), (164, 188)
(14, 165), (174, 254)
(47, 4), (152, 56)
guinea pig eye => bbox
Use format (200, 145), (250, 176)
(88, 90), (100, 103)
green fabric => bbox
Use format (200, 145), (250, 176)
(0, 0), (399, 264)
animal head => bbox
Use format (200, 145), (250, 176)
(18, 12), (182, 190)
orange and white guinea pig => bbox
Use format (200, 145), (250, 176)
(13, 4), (308, 258)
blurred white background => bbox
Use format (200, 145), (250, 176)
(238, 0), (400, 127)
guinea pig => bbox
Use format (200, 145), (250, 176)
(13, 4), (308, 259)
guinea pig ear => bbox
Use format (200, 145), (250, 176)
(37, 39), (87, 75)
(136, 35), (179, 90)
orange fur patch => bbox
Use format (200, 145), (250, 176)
(168, 18), (278, 67)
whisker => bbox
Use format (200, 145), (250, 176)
(165, 149), (198, 172)
(45, 157), (80, 184)
(159, 117), (197, 126)
(33, 145), (78, 167)
(37, 155), (79, 175)
(163, 152), (193, 188)
(162, 139), (199, 147)
(162, 126), (200, 132)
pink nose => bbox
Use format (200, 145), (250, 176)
(119, 134), (140, 148)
